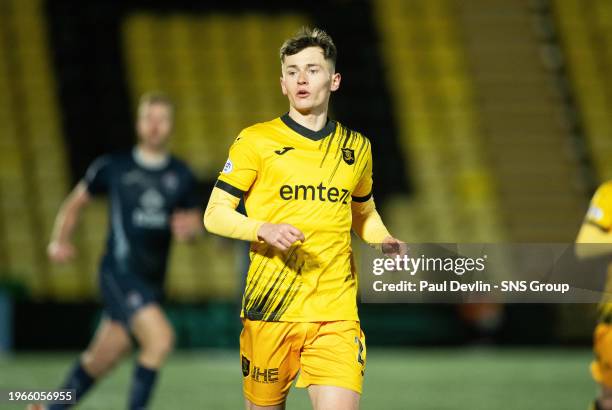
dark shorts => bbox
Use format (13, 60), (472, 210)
(99, 270), (163, 328)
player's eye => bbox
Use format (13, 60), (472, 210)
(287, 71), (296, 76)
(309, 69), (319, 74)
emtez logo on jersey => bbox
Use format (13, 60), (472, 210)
(280, 183), (350, 204)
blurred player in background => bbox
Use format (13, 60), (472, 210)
(576, 182), (612, 410)
(205, 27), (406, 410)
(33, 92), (203, 410)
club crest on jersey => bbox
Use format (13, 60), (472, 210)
(133, 189), (167, 228)
(223, 159), (233, 174)
(341, 148), (355, 165)
(241, 355), (250, 377)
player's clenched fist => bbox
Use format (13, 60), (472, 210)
(257, 223), (305, 251)
(171, 210), (202, 242)
(47, 241), (76, 263)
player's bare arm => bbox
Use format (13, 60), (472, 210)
(48, 181), (91, 263)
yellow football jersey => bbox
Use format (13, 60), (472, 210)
(217, 114), (373, 322)
(585, 181), (612, 318)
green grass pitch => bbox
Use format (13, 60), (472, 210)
(0, 348), (595, 409)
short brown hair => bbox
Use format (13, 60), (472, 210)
(280, 27), (337, 68)
(138, 91), (174, 116)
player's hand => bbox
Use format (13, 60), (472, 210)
(47, 240), (76, 263)
(381, 236), (409, 258)
(257, 223), (305, 251)
(171, 210), (202, 242)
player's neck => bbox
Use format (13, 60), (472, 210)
(134, 145), (169, 170)
(287, 106), (329, 132)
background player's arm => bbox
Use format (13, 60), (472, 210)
(171, 168), (205, 243)
(171, 209), (203, 243)
(48, 182), (92, 263)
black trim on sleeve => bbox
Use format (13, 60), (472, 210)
(352, 192), (373, 202)
(215, 179), (245, 198)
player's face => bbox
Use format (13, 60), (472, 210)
(137, 103), (173, 151)
(280, 47), (341, 115)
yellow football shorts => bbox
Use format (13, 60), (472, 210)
(240, 319), (366, 406)
(592, 323), (612, 386)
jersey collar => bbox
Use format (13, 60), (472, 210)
(280, 113), (336, 141)
(132, 147), (170, 171)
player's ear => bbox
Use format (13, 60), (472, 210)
(330, 72), (341, 92)
(280, 75), (288, 96)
